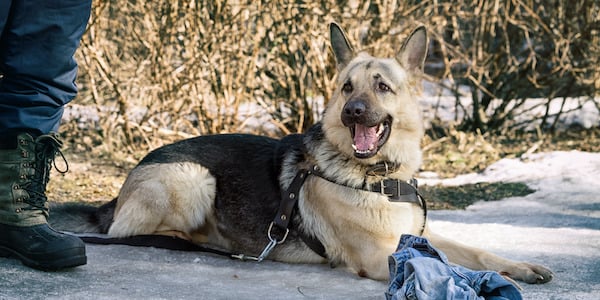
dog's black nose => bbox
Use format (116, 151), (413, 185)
(343, 100), (366, 119)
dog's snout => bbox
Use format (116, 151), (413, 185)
(343, 100), (367, 119)
(341, 99), (383, 127)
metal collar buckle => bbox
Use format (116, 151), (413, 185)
(371, 179), (398, 198)
(379, 180), (397, 197)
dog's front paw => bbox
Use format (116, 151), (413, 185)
(501, 262), (554, 284)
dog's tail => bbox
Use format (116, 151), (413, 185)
(48, 198), (116, 234)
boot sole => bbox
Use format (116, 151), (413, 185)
(0, 245), (87, 271)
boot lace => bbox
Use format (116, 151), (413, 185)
(22, 134), (69, 212)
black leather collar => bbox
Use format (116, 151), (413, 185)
(309, 164), (424, 207)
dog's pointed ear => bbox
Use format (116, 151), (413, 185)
(330, 23), (354, 71)
(397, 26), (428, 75)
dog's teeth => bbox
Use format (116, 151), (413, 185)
(376, 124), (384, 136)
(353, 143), (377, 154)
(353, 146), (368, 154)
(354, 148), (373, 154)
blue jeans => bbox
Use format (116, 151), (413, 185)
(386, 235), (522, 300)
(0, 0), (92, 137)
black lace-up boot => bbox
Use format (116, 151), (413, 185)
(0, 133), (86, 270)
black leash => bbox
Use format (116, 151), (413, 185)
(73, 233), (249, 259)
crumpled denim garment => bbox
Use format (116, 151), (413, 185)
(386, 234), (522, 300)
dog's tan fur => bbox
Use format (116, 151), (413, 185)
(55, 23), (553, 284)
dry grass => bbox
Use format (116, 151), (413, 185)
(421, 126), (600, 177)
(420, 182), (535, 210)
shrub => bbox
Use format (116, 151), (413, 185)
(69, 0), (598, 153)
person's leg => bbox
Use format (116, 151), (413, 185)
(0, 0), (92, 139)
(0, 1), (10, 39)
(0, 0), (92, 270)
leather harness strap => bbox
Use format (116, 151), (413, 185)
(273, 167), (328, 258)
(309, 164), (427, 235)
(271, 163), (428, 260)
(273, 169), (311, 231)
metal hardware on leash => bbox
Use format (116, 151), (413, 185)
(230, 253), (260, 261)
(256, 222), (289, 262)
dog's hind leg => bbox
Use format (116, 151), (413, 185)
(108, 163), (216, 241)
(423, 228), (553, 284)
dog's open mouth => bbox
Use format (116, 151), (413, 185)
(349, 117), (391, 158)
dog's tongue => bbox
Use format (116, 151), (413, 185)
(353, 124), (379, 151)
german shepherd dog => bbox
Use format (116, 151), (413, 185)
(52, 23), (553, 283)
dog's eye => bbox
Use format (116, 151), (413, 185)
(342, 82), (353, 94)
(378, 82), (391, 93)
